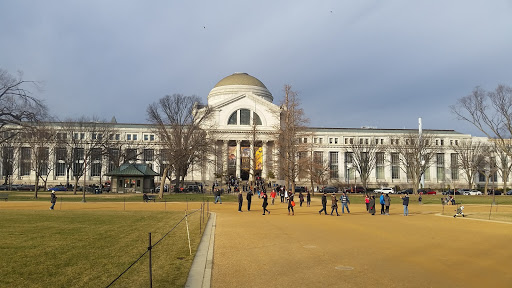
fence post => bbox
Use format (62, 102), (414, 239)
(148, 232), (153, 288)
(199, 204), (202, 235)
(185, 210), (192, 255)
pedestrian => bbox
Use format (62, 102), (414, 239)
(418, 194), (423, 205)
(368, 195), (376, 215)
(280, 187), (285, 203)
(287, 191), (295, 216)
(214, 188), (222, 204)
(246, 189), (253, 211)
(365, 194), (370, 211)
(401, 193), (409, 216)
(340, 192), (350, 214)
(384, 193), (391, 215)
(306, 190), (311, 207)
(262, 191), (270, 215)
(270, 189), (276, 205)
(380, 192), (385, 215)
(238, 190), (243, 212)
(299, 192), (304, 207)
(330, 193), (340, 216)
(318, 192), (328, 215)
(50, 190), (57, 210)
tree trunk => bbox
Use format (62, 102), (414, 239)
(158, 167), (168, 199)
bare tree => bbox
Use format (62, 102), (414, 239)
(0, 69), (47, 143)
(493, 141), (512, 192)
(60, 118), (117, 201)
(390, 132), (439, 194)
(274, 85), (309, 192)
(147, 94), (213, 198)
(450, 139), (488, 189)
(25, 124), (58, 198)
(349, 137), (382, 189)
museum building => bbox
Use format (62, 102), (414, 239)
(0, 72), (495, 191)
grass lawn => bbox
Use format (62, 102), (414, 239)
(0, 209), (207, 287)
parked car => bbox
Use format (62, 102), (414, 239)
(344, 186), (366, 193)
(463, 190), (482, 195)
(187, 185), (200, 192)
(48, 185), (68, 191)
(418, 188), (437, 195)
(506, 190), (512, 195)
(397, 188), (413, 194)
(321, 186), (338, 193)
(487, 190), (502, 195)
(295, 186), (307, 193)
(443, 190), (461, 195)
(374, 187), (394, 194)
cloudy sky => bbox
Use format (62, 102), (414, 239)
(2, 0), (511, 136)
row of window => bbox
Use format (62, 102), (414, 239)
(67, 133), (156, 141)
(299, 137), (462, 146)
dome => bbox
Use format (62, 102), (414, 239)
(214, 73), (268, 89)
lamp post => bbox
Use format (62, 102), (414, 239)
(420, 159), (425, 190)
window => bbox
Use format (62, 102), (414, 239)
(55, 147), (67, 176)
(376, 152), (384, 179)
(253, 112), (262, 125)
(144, 134), (148, 141)
(126, 149), (137, 161)
(73, 148), (84, 176)
(335, 138), (338, 144)
(303, 137), (308, 144)
(319, 138), (323, 144)
(20, 147), (31, 176)
(329, 152), (338, 179)
(391, 153), (400, 179)
(127, 134), (131, 141)
(37, 147), (49, 176)
(144, 149), (154, 162)
(437, 153), (445, 181)
(240, 109), (251, 125)
(108, 148), (120, 172)
(91, 163), (102, 177)
(451, 153), (459, 180)
(314, 138), (317, 144)
(329, 138), (333, 144)
(133, 134), (138, 141)
(228, 111), (237, 125)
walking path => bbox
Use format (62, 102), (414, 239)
(190, 199), (512, 288)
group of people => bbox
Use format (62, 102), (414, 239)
(318, 192), (351, 216)
(237, 188), (304, 215)
(364, 192), (410, 216)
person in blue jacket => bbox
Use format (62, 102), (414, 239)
(380, 193), (385, 215)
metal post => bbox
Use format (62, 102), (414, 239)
(200, 203), (202, 235)
(148, 232), (153, 288)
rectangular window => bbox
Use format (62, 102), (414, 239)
(73, 148), (84, 176)
(329, 138), (333, 144)
(55, 147), (67, 176)
(108, 148), (120, 172)
(144, 149), (154, 162)
(126, 149), (137, 161)
(91, 163), (102, 177)
(115, 134), (120, 140)
(127, 134), (131, 141)
(391, 153), (400, 179)
(20, 147), (31, 176)
(437, 153), (445, 181)
(144, 134), (148, 141)
(37, 147), (49, 176)
(376, 152), (384, 179)
(335, 138), (338, 144)
(133, 134), (138, 141)
(451, 153), (459, 180)
(150, 134), (155, 141)
(329, 152), (338, 179)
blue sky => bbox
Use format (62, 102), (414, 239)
(2, 0), (511, 136)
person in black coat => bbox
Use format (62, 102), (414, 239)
(262, 191), (270, 215)
(246, 190), (253, 211)
(318, 192), (328, 215)
(238, 191), (243, 212)
(287, 191), (295, 216)
(306, 191), (311, 207)
(50, 190), (57, 210)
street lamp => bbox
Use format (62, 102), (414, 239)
(420, 159), (425, 189)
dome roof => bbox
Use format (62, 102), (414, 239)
(214, 73), (267, 89)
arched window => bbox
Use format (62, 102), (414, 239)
(227, 109), (262, 125)
(228, 111), (237, 125)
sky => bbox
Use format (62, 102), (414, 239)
(2, 0), (512, 136)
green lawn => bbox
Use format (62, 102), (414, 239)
(0, 210), (207, 287)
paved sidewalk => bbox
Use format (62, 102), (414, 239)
(185, 212), (216, 287)
(206, 200), (512, 288)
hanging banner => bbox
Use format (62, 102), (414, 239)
(241, 147), (250, 169)
(255, 147), (263, 170)
(228, 146), (236, 169)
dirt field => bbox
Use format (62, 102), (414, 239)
(209, 199), (512, 288)
(2, 199), (511, 288)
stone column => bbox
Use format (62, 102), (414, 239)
(261, 140), (267, 180)
(236, 140), (241, 179)
(223, 140), (228, 175)
(250, 141), (254, 182)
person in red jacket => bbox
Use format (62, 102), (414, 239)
(270, 190), (277, 205)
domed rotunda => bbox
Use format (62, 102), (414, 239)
(207, 72), (273, 106)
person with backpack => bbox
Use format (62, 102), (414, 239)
(340, 192), (350, 214)
(287, 191), (295, 216)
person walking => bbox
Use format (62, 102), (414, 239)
(318, 192), (328, 215)
(262, 191), (270, 215)
(365, 194), (370, 211)
(50, 190), (57, 210)
(299, 192), (304, 207)
(340, 192), (350, 214)
(214, 188), (222, 204)
(270, 189), (276, 205)
(380, 192), (385, 215)
(384, 193), (391, 215)
(287, 191), (295, 216)
(368, 195), (376, 215)
(330, 193), (340, 216)
(238, 190), (243, 212)
(280, 187), (285, 203)
(401, 193), (410, 216)
(246, 190), (253, 211)
(418, 194), (423, 205)
(306, 190), (311, 207)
